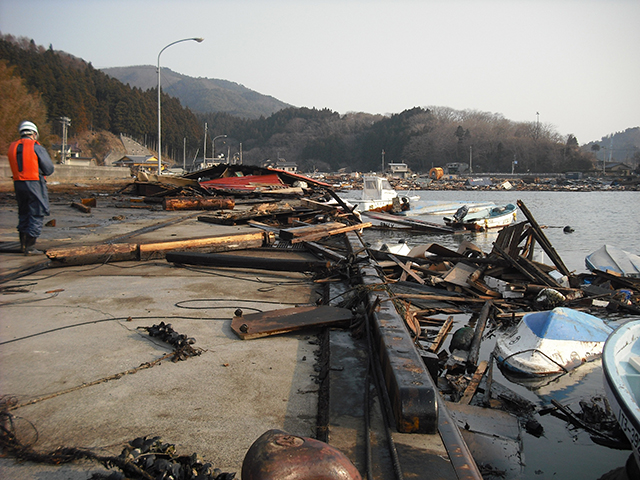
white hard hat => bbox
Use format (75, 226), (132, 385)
(19, 121), (39, 137)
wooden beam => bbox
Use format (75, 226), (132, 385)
(46, 243), (138, 266)
(467, 300), (493, 371)
(290, 222), (372, 244)
(428, 316), (454, 353)
(459, 360), (488, 405)
(517, 200), (570, 276)
(279, 222), (345, 241)
(163, 197), (235, 211)
(139, 232), (269, 260)
(388, 254), (425, 284)
(70, 202), (91, 213)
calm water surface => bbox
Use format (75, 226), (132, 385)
(342, 189), (640, 479)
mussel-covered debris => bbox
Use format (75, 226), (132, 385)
(138, 322), (203, 361)
(0, 397), (234, 480)
(90, 436), (236, 480)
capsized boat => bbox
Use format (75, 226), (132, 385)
(602, 320), (640, 469)
(585, 245), (640, 278)
(444, 203), (517, 231)
(494, 307), (613, 376)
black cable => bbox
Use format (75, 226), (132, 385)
(0, 315), (229, 346)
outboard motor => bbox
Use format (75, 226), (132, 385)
(453, 205), (469, 223)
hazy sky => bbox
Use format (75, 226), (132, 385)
(1, 0), (638, 144)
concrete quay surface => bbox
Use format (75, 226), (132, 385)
(0, 189), (324, 479)
(0, 183), (460, 479)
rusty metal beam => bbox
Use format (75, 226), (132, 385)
(345, 232), (438, 434)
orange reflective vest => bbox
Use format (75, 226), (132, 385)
(8, 138), (41, 181)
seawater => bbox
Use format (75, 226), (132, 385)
(343, 189), (640, 479)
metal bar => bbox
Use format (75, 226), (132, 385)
(345, 232), (438, 434)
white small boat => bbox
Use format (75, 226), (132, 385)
(585, 245), (640, 278)
(602, 320), (640, 469)
(444, 203), (517, 231)
(401, 200), (497, 217)
(494, 307), (612, 376)
(350, 176), (411, 213)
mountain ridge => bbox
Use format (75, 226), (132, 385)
(101, 65), (292, 119)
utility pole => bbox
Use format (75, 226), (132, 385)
(59, 117), (71, 164)
(203, 122), (208, 164)
(469, 145), (473, 174)
(183, 137), (187, 172)
(381, 149), (385, 174)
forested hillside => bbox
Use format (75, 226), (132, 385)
(0, 34), (201, 159)
(1, 33), (609, 174)
(582, 127), (640, 164)
(102, 66), (291, 119)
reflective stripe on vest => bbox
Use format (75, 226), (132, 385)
(8, 138), (41, 181)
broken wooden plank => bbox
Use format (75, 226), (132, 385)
(46, 243), (138, 266)
(70, 202), (91, 213)
(388, 254), (425, 284)
(517, 200), (570, 276)
(231, 305), (353, 339)
(278, 222), (345, 241)
(492, 243), (539, 284)
(163, 197), (235, 211)
(139, 231), (270, 260)
(428, 315), (454, 353)
(290, 222), (372, 244)
(393, 293), (494, 304)
(467, 301), (493, 371)
(459, 360), (489, 405)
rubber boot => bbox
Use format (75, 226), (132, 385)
(19, 231), (26, 253)
(24, 235), (43, 255)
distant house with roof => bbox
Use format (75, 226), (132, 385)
(263, 158), (298, 173)
(52, 142), (96, 166)
(113, 154), (166, 171)
(603, 162), (633, 175)
(387, 162), (410, 178)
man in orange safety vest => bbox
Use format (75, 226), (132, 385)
(7, 121), (55, 254)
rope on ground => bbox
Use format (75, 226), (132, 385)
(0, 401), (235, 480)
(8, 323), (203, 412)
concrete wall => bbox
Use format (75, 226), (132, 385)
(0, 156), (132, 184)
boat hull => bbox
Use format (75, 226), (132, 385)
(603, 320), (640, 469)
(445, 204), (517, 231)
(586, 245), (640, 278)
(494, 307), (612, 376)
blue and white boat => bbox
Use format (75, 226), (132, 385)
(494, 307), (612, 376)
(444, 203), (517, 231)
(602, 320), (640, 469)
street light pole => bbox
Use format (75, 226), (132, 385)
(212, 134), (227, 163)
(157, 37), (204, 175)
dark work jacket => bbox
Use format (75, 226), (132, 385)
(8, 138), (55, 216)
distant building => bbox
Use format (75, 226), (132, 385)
(387, 162), (410, 179)
(603, 162), (633, 175)
(446, 162), (469, 174)
(263, 158), (298, 173)
(113, 154), (166, 171)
